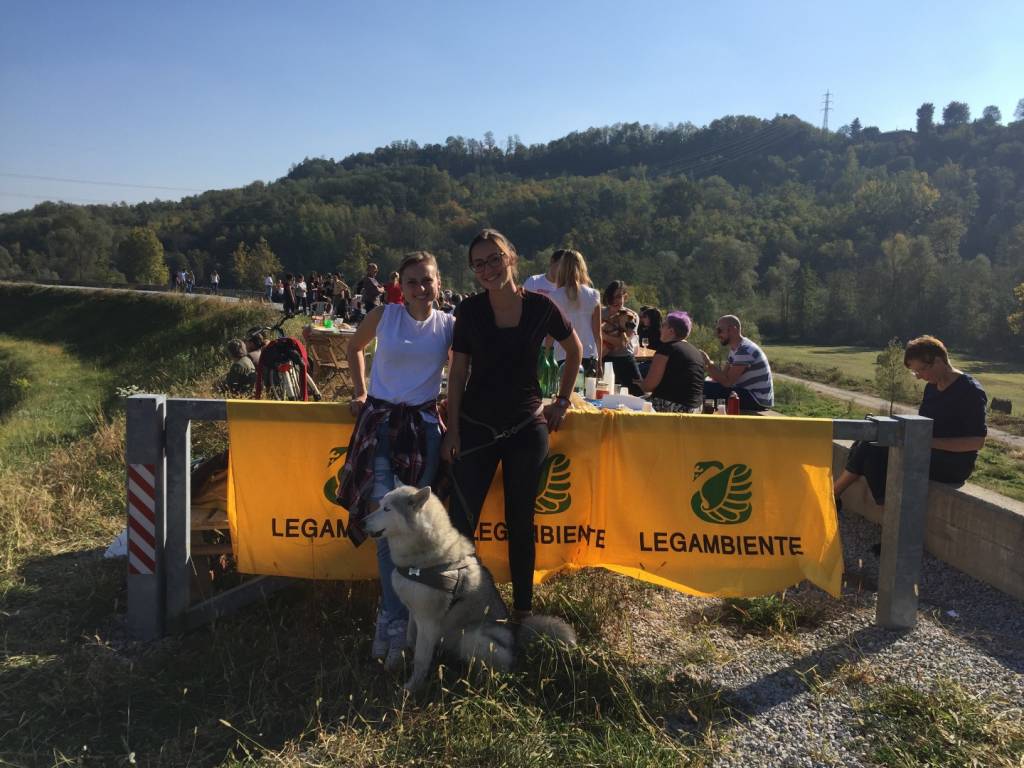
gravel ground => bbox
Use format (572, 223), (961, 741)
(618, 510), (1024, 767)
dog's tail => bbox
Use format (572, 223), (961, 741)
(457, 624), (516, 672)
(519, 615), (578, 647)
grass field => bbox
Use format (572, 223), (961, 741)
(766, 342), (1024, 412)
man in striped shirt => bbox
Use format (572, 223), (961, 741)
(702, 315), (774, 411)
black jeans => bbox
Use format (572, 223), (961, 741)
(845, 441), (976, 504)
(449, 417), (548, 611)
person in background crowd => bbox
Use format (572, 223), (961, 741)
(440, 289), (455, 313)
(185, 270), (195, 294)
(443, 228), (582, 621)
(833, 335), (987, 510)
(273, 278), (284, 303)
(295, 274), (308, 314)
(338, 251), (455, 668)
(523, 249), (561, 296)
(355, 262), (385, 313)
(549, 248), (601, 376)
(282, 273), (297, 317)
(210, 270), (220, 295)
(244, 329), (268, 367)
(702, 314), (774, 411)
(309, 272), (321, 305)
(601, 280), (642, 395)
(384, 271), (404, 304)
(634, 311), (705, 413)
(333, 274), (352, 320)
(264, 274), (274, 302)
(222, 339), (256, 395)
(638, 307), (662, 349)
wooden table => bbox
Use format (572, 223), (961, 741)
(302, 324), (357, 399)
(635, 345), (656, 360)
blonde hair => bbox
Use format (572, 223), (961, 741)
(553, 248), (592, 304)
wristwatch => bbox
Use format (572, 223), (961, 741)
(554, 395), (571, 408)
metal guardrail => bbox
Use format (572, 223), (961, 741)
(125, 395), (932, 640)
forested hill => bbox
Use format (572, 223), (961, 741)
(2, 103), (1024, 357)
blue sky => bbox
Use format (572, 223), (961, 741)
(2, 0), (1021, 213)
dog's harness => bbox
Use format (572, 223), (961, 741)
(395, 554), (479, 598)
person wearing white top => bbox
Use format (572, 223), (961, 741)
(345, 251), (455, 667)
(522, 249), (562, 295)
(547, 248), (602, 376)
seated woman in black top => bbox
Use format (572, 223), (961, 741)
(834, 335), (987, 507)
(634, 310), (706, 413)
(443, 228), (583, 620)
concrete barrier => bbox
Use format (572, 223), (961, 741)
(834, 441), (1024, 601)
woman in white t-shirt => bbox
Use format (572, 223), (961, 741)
(548, 248), (602, 377)
(337, 251), (454, 668)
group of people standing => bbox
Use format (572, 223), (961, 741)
(331, 228), (783, 668)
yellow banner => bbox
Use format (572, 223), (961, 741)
(226, 402), (842, 597)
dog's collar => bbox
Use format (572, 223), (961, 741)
(396, 555), (478, 594)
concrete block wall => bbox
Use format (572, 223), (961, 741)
(833, 441), (1024, 602)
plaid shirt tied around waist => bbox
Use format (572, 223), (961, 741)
(336, 395), (438, 545)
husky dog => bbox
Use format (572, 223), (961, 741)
(363, 485), (577, 691)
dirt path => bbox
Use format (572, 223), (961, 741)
(776, 373), (1024, 449)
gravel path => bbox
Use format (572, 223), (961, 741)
(775, 372), (1024, 450)
(617, 510), (1024, 767)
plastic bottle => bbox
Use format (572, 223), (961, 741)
(726, 391), (741, 415)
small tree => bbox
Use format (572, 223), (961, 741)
(875, 337), (912, 415)
(916, 102), (935, 134)
(117, 227), (166, 284)
(982, 105), (1002, 124)
(1014, 98), (1024, 122)
(942, 101), (971, 127)
(231, 237), (281, 289)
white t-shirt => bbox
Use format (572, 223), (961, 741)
(549, 285), (600, 360)
(523, 273), (556, 295)
(295, 280), (307, 297)
(264, 276), (273, 287)
(369, 304), (455, 408)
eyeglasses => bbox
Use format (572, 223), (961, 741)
(470, 253), (505, 273)
(907, 360), (933, 378)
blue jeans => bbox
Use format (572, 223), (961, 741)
(372, 418), (442, 620)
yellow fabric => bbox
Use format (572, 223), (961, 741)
(225, 402), (842, 597)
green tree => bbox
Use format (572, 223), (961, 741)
(1009, 283), (1024, 336)
(117, 227), (166, 284)
(981, 105), (1002, 124)
(765, 253), (800, 336)
(849, 117), (863, 139)
(231, 237), (281, 289)
(1014, 98), (1024, 121)
(942, 101), (970, 127)
(916, 102), (935, 134)
(875, 338), (912, 416)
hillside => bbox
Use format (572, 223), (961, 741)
(2, 105), (1024, 357)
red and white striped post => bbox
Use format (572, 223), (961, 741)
(126, 395), (166, 640)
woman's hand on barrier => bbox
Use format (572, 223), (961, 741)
(348, 395), (366, 418)
(441, 429), (460, 462)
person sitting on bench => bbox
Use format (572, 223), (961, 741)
(834, 335), (987, 509)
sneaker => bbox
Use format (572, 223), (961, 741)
(384, 618), (409, 669)
(371, 609), (391, 660)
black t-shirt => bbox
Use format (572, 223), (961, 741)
(919, 374), (988, 440)
(652, 339), (705, 409)
(453, 291), (573, 429)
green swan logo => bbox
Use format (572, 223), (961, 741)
(323, 446), (348, 506)
(690, 461), (753, 524)
(534, 453), (571, 515)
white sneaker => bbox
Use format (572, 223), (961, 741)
(371, 609), (392, 660)
(384, 618), (409, 669)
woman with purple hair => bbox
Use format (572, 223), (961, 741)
(634, 310), (705, 413)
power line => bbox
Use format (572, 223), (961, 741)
(821, 91), (832, 132)
(0, 171), (203, 193)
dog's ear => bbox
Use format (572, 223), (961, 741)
(410, 486), (432, 510)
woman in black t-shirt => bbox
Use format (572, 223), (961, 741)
(834, 335), (987, 508)
(635, 310), (705, 413)
(443, 229), (583, 618)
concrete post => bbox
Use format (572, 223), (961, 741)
(164, 405), (192, 632)
(876, 414), (933, 629)
(125, 395), (166, 640)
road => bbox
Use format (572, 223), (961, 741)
(775, 373), (1024, 449)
